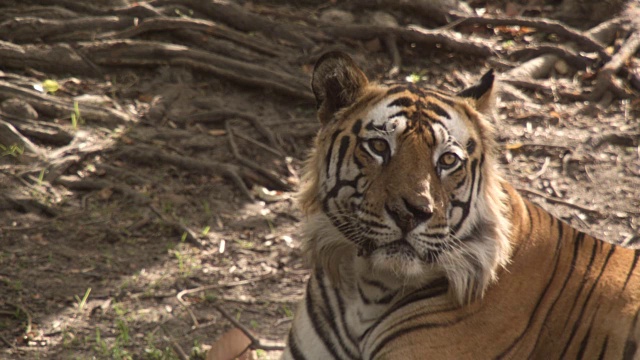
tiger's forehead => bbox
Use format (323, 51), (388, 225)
(359, 85), (473, 145)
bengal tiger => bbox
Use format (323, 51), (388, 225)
(282, 51), (640, 360)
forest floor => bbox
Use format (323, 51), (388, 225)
(0, 0), (638, 359)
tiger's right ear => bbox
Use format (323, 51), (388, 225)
(312, 52), (369, 125)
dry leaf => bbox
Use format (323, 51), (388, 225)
(209, 129), (227, 136)
(505, 142), (523, 150)
(207, 327), (251, 360)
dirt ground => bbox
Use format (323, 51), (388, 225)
(0, 1), (638, 359)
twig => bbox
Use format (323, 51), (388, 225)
(234, 131), (284, 158)
(517, 187), (600, 215)
(5, 301), (32, 334)
(226, 121), (291, 191)
(0, 332), (16, 351)
(177, 275), (275, 303)
(160, 328), (189, 360)
(383, 34), (401, 77)
(182, 110), (282, 152)
(148, 205), (202, 247)
(527, 157), (550, 181)
(213, 304), (286, 351)
(176, 273), (275, 329)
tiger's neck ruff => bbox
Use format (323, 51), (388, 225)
(299, 52), (511, 304)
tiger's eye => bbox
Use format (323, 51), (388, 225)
(438, 152), (459, 168)
(369, 139), (389, 155)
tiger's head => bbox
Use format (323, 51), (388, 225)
(300, 52), (511, 304)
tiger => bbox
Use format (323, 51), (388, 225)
(282, 51), (640, 360)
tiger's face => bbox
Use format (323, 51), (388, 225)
(301, 52), (510, 302)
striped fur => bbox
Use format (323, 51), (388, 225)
(283, 52), (640, 359)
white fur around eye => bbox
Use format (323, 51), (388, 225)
(362, 140), (387, 164)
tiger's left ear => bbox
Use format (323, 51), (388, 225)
(457, 69), (496, 116)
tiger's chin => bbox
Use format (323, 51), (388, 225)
(367, 244), (443, 283)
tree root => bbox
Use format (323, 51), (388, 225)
(116, 145), (255, 201)
(508, 45), (593, 70)
(182, 110), (282, 153)
(100, 16), (286, 57)
(0, 195), (58, 217)
(150, 0), (317, 48)
(75, 40), (313, 101)
(450, 12), (608, 56)
(0, 41), (101, 77)
(0, 119), (44, 159)
(0, 80), (131, 125)
(54, 176), (150, 204)
(589, 31), (640, 100)
(0, 16), (134, 43)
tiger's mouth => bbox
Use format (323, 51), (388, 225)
(357, 238), (444, 263)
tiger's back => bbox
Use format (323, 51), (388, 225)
(283, 52), (640, 360)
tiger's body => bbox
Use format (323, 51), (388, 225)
(283, 52), (640, 360)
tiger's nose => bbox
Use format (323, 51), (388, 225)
(386, 197), (433, 234)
